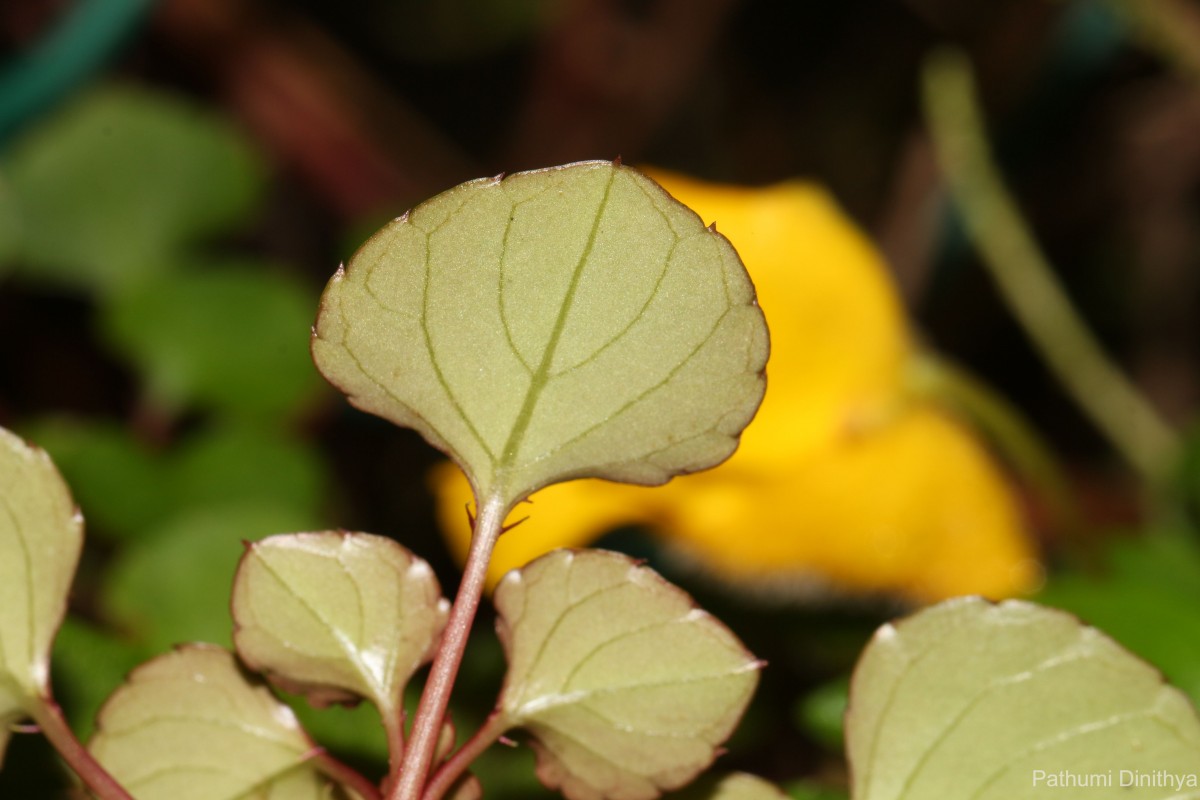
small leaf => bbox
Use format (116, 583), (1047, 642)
(239, 765), (358, 799)
(494, 549), (761, 800)
(89, 645), (335, 800)
(0, 427), (82, 762)
(233, 532), (449, 720)
(846, 597), (1200, 800)
(313, 161), (768, 507)
(666, 773), (790, 800)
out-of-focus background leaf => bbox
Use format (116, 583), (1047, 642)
(3, 1), (1200, 798)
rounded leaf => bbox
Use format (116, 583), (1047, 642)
(312, 161), (768, 506)
(232, 532), (449, 716)
(495, 549), (761, 800)
(667, 773), (790, 800)
(89, 645), (331, 800)
(846, 597), (1200, 800)
(0, 426), (82, 758)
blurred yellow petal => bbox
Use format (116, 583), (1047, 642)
(431, 460), (658, 589)
(644, 409), (1040, 600)
(639, 168), (911, 465)
(431, 168), (1040, 602)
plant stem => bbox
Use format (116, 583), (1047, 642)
(390, 493), (508, 800)
(922, 48), (1180, 482)
(382, 701), (405, 778)
(908, 354), (1078, 534)
(312, 748), (383, 800)
(28, 697), (135, 800)
(421, 710), (510, 800)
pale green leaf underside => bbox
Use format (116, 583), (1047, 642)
(313, 161), (768, 506)
(236, 765), (358, 800)
(0, 427), (82, 748)
(668, 773), (791, 800)
(89, 645), (328, 800)
(233, 532), (449, 717)
(846, 597), (1200, 800)
(495, 549), (761, 800)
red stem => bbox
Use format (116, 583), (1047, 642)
(29, 698), (135, 800)
(312, 748), (383, 800)
(421, 710), (510, 800)
(389, 493), (507, 800)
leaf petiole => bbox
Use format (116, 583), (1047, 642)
(310, 748), (383, 800)
(422, 710), (510, 800)
(28, 697), (135, 800)
(391, 492), (508, 800)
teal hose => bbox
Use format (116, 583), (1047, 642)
(0, 0), (156, 144)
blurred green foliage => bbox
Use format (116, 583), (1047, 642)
(2, 85), (263, 296)
(1, 84), (334, 759)
(102, 264), (322, 419)
(1037, 530), (1200, 703)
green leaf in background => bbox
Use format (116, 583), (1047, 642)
(794, 676), (849, 753)
(846, 597), (1200, 800)
(0, 427), (82, 764)
(89, 644), (346, 800)
(667, 773), (791, 800)
(51, 617), (145, 740)
(104, 502), (318, 652)
(313, 161), (768, 508)
(1037, 530), (1200, 702)
(289, 699), (390, 764)
(103, 264), (323, 420)
(169, 425), (329, 520)
(494, 549), (761, 800)
(20, 418), (172, 541)
(233, 532), (449, 740)
(24, 419), (330, 542)
(1, 85), (264, 294)
(783, 782), (848, 800)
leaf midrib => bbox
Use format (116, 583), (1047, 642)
(497, 169), (618, 477)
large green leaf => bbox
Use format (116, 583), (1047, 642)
(0, 427), (82, 764)
(89, 645), (348, 800)
(232, 532), (448, 721)
(494, 549), (761, 800)
(1, 85), (263, 294)
(313, 161), (768, 508)
(846, 597), (1200, 800)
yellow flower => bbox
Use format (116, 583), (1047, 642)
(431, 168), (1040, 602)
